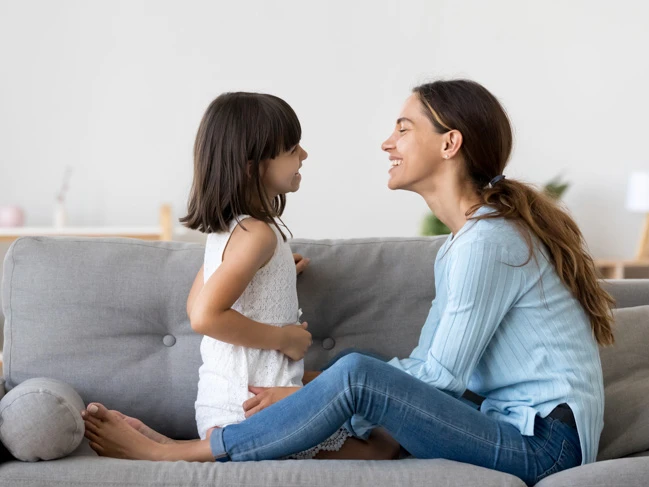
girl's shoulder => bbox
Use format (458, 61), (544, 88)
(230, 217), (277, 246)
(206, 216), (278, 253)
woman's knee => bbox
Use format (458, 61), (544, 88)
(322, 348), (387, 371)
(329, 352), (377, 378)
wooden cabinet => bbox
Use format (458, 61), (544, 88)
(0, 205), (173, 243)
(594, 260), (649, 279)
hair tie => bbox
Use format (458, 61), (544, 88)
(488, 175), (506, 188)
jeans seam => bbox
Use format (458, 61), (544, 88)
(536, 439), (569, 482)
(348, 384), (530, 454)
(236, 388), (352, 457)
(238, 382), (529, 458)
(531, 417), (556, 454)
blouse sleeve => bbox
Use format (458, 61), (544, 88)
(388, 240), (525, 396)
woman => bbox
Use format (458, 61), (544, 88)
(83, 79), (613, 486)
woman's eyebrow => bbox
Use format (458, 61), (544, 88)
(396, 117), (414, 125)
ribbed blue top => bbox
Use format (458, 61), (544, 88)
(388, 206), (604, 464)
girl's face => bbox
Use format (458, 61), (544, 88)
(381, 94), (447, 193)
(261, 144), (308, 198)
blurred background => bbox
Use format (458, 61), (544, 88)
(1, 0), (648, 259)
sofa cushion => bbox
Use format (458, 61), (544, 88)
(597, 305), (649, 460)
(2, 237), (206, 440)
(534, 457), (649, 487)
(0, 456), (527, 487)
(0, 377), (85, 461)
(1, 236), (446, 441)
(290, 237), (446, 366)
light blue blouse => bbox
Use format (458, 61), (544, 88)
(387, 206), (604, 464)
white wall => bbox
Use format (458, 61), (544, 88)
(1, 0), (648, 259)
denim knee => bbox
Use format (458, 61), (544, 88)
(321, 348), (388, 371)
(328, 352), (377, 382)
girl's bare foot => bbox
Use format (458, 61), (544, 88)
(110, 410), (175, 444)
(83, 403), (215, 462)
(82, 403), (168, 460)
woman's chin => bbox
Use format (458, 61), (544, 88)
(387, 178), (403, 191)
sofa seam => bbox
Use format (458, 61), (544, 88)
(6, 237), (21, 383)
(290, 238), (444, 247)
(17, 236), (203, 252)
(0, 479), (323, 487)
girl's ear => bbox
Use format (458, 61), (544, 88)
(256, 160), (268, 178)
(246, 161), (253, 178)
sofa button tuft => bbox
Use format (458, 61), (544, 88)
(322, 337), (335, 350)
(163, 335), (176, 347)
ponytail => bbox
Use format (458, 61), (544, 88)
(413, 79), (614, 346)
(470, 179), (615, 346)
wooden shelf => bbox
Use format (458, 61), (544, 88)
(0, 204), (173, 243)
(595, 259), (649, 279)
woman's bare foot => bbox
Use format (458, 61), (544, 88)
(82, 403), (169, 460)
(110, 410), (175, 444)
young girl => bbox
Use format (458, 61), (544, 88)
(178, 92), (394, 459)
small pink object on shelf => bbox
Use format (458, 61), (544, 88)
(0, 206), (25, 227)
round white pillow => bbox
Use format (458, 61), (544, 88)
(0, 378), (85, 461)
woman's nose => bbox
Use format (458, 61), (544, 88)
(381, 135), (395, 152)
(300, 146), (308, 160)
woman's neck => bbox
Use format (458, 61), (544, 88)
(419, 177), (481, 236)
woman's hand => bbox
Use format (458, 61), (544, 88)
(293, 253), (310, 275)
(279, 322), (312, 360)
(243, 386), (301, 418)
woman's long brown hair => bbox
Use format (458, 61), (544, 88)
(414, 79), (614, 345)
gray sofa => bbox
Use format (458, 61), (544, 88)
(1, 236), (648, 487)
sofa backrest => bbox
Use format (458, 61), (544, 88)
(1, 236), (445, 439)
(2, 236), (649, 451)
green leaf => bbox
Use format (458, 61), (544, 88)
(421, 213), (451, 236)
(544, 176), (570, 199)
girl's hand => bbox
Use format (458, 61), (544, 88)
(279, 322), (312, 360)
(293, 253), (311, 275)
(244, 386), (300, 418)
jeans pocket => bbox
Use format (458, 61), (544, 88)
(535, 439), (581, 483)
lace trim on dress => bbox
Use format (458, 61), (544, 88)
(284, 427), (353, 460)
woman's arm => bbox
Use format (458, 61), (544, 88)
(190, 219), (311, 360)
(392, 240), (523, 396)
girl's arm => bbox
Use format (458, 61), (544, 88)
(190, 219), (311, 360)
(243, 370), (321, 417)
(186, 265), (204, 319)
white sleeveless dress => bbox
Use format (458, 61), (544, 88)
(195, 216), (351, 458)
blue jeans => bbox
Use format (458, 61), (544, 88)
(211, 353), (581, 486)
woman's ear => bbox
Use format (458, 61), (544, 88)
(442, 130), (463, 159)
